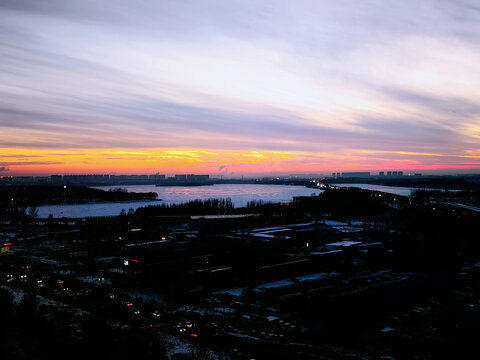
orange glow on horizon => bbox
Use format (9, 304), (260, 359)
(1, 147), (479, 176)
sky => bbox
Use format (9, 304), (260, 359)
(1, 0), (480, 176)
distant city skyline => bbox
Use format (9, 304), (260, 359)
(6, 169), (480, 178)
(1, 1), (480, 175)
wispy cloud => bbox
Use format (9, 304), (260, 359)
(1, 0), (479, 174)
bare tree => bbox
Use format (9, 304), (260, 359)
(28, 206), (39, 221)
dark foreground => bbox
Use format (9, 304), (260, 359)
(0, 187), (479, 359)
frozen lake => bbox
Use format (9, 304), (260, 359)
(332, 183), (447, 196)
(37, 183), (323, 218)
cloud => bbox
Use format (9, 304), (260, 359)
(0, 166), (9, 172)
(0, 161), (62, 166)
(1, 0), (480, 173)
(380, 87), (480, 118)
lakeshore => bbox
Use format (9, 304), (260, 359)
(37, 184), (323, 218)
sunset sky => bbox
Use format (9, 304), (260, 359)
(1, 0), (480, 176)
